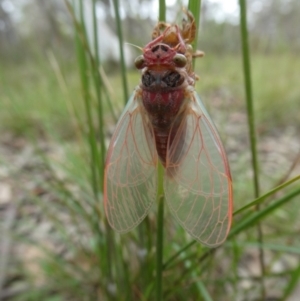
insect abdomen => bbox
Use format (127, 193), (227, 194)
(153, 129), (168, 164)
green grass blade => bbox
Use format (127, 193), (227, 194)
(155, 3), (166, 300)
(281, 262), (300, 300)
(195, 280), (213, 301)
(76, 9), (99, 198)
(159, 0), (166, 22)
(239, 0), (260, 198)
(230, 186), (300, 238)
(156, 194), (164, 301)
(163, 241), (196, 269)
(92, 0), (105, 191)
(234, 174), (300, 216)
(188, 0), (201, 49)
(66, 0), (101, 197)
(112, 0), (129, 105)
(188, 0), (202, 69)
(227, 241), (300, 255)
(161, 0), (203, 275)
(239, 0), (265, 296)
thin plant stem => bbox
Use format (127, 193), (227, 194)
(75, 0), (99, 199)
(160, 1), (202, 273)
(155, 3), (166, 300)
(68, 0), (115, 290)
(112, 0), (129, 105)
(159, 0), (166, 22)
(188, 0), (201, 48)
(239, 0), (259, 197)
(157, 0), (203, 281)
(229, 186), (300, 238)
(239, 0), (265, 299)
(92, 0), (105, 191)
(156, 193), (164, 301)
(234, 174), (300, 216)
(163, 241), (195, 269)
(156, 162), (165, 300)
(91, 0), (116, 289)
(188, 0), (201, 70)
(195, 279), (213, 301)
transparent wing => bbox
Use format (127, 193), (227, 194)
(104, 92), (158, 233)
(164, 91), (233, 247)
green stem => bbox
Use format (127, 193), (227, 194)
(239, 1), (265, 299)
(156, 194), (164, 301)
(188, 0), (202, 69)
(163, 241), (195, 269)
(159, 0), (166, 22)
(234, 174), (300, 216)
(75, 0), (99, 199)
(188, 0), (201, 48)
(239, 0), (260, 198)
(155, 3), (166, 300)
(229, 186), (300, 238)
(92, 0), (105, 192)
(112, 0), (129, 105)
(156, 162), (164, 300)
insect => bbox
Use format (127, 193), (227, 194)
(104, 10), (233, 247)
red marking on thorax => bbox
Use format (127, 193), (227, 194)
(142, 89), (185, 164)
(142, 89), (184, 128)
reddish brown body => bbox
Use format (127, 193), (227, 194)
(141, 82), (185, 163)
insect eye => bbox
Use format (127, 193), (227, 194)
(173, 54), (187, 67)
(135, 55), (145, 69)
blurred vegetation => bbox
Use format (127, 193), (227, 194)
(1, 0), (300, 133)
(0, 0), (300, 300)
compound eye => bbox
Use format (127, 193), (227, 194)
(173, 54), (187, 68)
(134, 55), (145, 69)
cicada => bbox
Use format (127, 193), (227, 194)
(104, 10), (233, 247)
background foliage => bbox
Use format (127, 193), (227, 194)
(0, 0), (300, 300)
